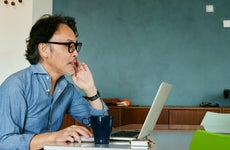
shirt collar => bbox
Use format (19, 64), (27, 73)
(31, 63), (47, 74)
(30, 63), (68, 87)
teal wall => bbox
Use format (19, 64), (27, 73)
(53, 0), (230, 106)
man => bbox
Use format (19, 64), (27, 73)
(0, 14), (108, 150)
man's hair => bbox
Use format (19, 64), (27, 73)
(25, 14), (78, 64)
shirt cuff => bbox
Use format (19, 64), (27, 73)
(89, 99), (108, 115)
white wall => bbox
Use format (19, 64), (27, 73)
(0, 0), (52, 84)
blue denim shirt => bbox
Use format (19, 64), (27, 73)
(0, 63), (108, 150)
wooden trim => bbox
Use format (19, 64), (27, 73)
(61, 106), (230, 130)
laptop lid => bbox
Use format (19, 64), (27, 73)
(110, 82), (172, 140)
(138, 82), (172, 139)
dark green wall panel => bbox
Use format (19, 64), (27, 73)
(53, 0), (230, 106)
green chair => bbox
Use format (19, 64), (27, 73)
(189, 130), (230, 150)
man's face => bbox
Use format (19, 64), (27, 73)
(42, 24), (79, 77)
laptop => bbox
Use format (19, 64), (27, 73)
(110, 82), (172, 141)
(43, 82), (172, 150)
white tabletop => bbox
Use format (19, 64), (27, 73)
(44, 131), (194, 150)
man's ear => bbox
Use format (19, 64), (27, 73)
(38, 43), (49, 58)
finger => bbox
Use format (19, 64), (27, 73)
(81, 63), (89, 71)
(79, 126), (93, 137)
(65, 126), (90, 143)
(74, 61), (82, 71)
(77, 62), (84, 70)
(74, 126), (92, 138)
(64, 135), (75, 143)
(75, 60), (80, 68)
(74, 136), (82, 144)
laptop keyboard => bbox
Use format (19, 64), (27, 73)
(110, 131), (140, 137)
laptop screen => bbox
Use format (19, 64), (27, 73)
(138, 82), (172, 139)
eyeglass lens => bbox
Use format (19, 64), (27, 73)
(68, 42), (82, 53)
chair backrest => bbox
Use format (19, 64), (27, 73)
(189, 130), (230, 150)
(201, 111), (230, 133)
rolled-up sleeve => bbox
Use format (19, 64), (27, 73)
(68, 90), (108, 125)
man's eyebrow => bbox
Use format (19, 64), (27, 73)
(67, 39), (77, 43)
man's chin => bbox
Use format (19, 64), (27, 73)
(65, 70), (75, 76)
(65, 73), (73, 76)
(68, 72), (75, 76)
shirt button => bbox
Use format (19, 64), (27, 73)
(46, 76), (49, 80)
(47, 89), (50, 92)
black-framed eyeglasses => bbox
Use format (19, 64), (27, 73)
(46, 41), (82, 53)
